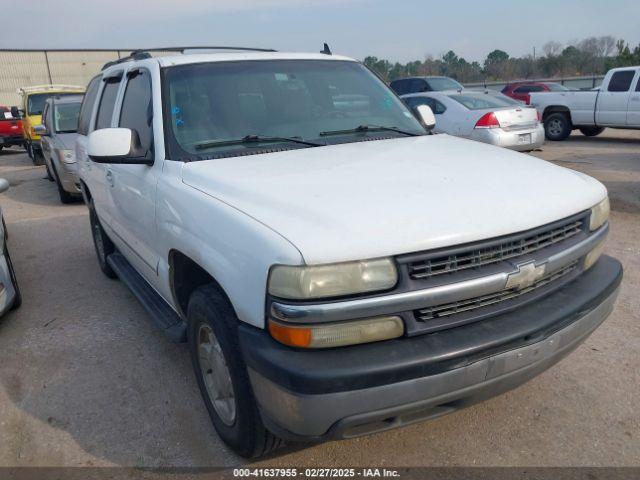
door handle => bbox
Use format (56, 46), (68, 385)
(631, 96), (640, 102)
(106, 169), (114, 187)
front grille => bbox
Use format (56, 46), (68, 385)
(409, 218), (584, 280)
(414, 261), (579, 322)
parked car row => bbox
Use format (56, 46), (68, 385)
(389, 66), (640, 143)
(8, 85), (85, 163)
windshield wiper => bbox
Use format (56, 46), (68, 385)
(319, 125), (422, 137)
(195, 134), (325, 151)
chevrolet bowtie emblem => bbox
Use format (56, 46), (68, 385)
(505, 262), (546, 290)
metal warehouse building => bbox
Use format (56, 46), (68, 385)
(0, 50), (137, 105)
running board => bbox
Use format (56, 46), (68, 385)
(107, 252), (187, 343)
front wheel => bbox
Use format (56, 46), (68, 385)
(544, 113), (572, 141)
(579, 127), (605, 137)
(52, 165), (75, 204)
(89, 200), (117, 279)
(188, 284), (283, 458)
(5, 244), (21, 310)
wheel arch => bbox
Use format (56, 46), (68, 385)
(542, 105), (572, 122)
(169, 249), (236, 320)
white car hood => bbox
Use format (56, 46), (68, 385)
(182, 134), (606, 264)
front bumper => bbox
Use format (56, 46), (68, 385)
(240, 255), (622, 441)
(0, 135), (24, 147)
(471, 123), (545, 151)
(57, 160), (81, 194)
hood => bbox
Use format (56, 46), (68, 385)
(182, 135), (606, 264)
(56, 132), (79, 150)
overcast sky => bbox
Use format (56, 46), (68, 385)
(4, 0), (639, 63)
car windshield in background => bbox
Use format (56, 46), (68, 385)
(546, 83), (569, 92)
(163, 60), (425, 158)
(27, 93), (81, 115)
(54, 103), (81, 133)
(427, 77), (464, 91)
(448, 92), (520, 110)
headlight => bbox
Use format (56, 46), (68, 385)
(268, 316), (404, 349)
(57, 149), (75, 164)
(584, 238), (607, 271)
(268, 258), (397, 300)
(589, 197), (609, 231)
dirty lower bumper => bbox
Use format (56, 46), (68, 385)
(240, 255), (622, 441)
(471, 123), (545, 151)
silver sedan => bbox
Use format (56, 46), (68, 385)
(402, 90), (545, 151)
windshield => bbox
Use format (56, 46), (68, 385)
(546, 83), (569, 92)
(448, 92), (520, 110)
(27, 92), (81, 115)
(427, 77), (464, 91)
(54, 103), (81, 133)
(163, 60), (425, 159)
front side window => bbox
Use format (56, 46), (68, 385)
(608, 71), (635, 92)
(54, 103), (81, 133)
(119, 70), (153, 153)
(95, 77), (122, 130)
(163, 60), (425, 160)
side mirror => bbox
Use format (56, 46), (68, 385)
(87, 128), (151, 165)
(414, 104), (436, 131)
(33, 124), (48, 136)
(10, 107), (21, 119)
(0, 178), (10, 194)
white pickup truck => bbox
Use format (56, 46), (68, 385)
(531, 66), (640, 140)
(75, 48), (622, 458)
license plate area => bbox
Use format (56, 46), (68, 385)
(518, 133), (532, 144)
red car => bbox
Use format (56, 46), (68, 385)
(501, 82), (569, 104)
(0, 106), (23, 152)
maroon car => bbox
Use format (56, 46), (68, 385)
(0, 106), (23, 152)
(502, 82), (569, 104)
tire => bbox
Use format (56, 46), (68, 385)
(579, 127), (605, 137)
(51, 164), (75, 204)
(88, 200), (117, 279)
(188, 284), (283, 458)
(26, 142), (34, 160)
(45, 161), (54, 181)
(5, 244), (21, 310)
(33, 150), (45, 166)
(544, 112), (572, 141)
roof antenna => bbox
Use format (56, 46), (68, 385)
(321, 43), (332, 55)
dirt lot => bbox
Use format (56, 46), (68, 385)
(0, 129), (638, 469)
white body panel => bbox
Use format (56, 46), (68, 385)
(77, 53), (608, 329)
(530, 66), (640, 128)
(182, 134), (605, 265)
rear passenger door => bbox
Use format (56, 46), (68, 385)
(626, 71), (640, 126)
(596, 70), (636, 126)
(106, 67), (161, 283)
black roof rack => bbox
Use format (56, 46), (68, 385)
(101, 46), (278, 70)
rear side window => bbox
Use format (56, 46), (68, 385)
(119, 69), (153, 153)
(78, 76), (101, 135)
(95, 77), (122, 130)
(390, 79), (409, 95)
(448, 92), (518, 110)
(608, 71), (635, 92)
(409, 79), (428, 93)
(514, 85), (544, 94)
(404, 96), (446, 114)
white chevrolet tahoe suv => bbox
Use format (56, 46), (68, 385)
(531, 66), (640, 140)
(75, 48), (622, 458)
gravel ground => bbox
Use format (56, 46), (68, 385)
(0, 129), (638, 469)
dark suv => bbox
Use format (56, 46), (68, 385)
(390, 76), (464, 95)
